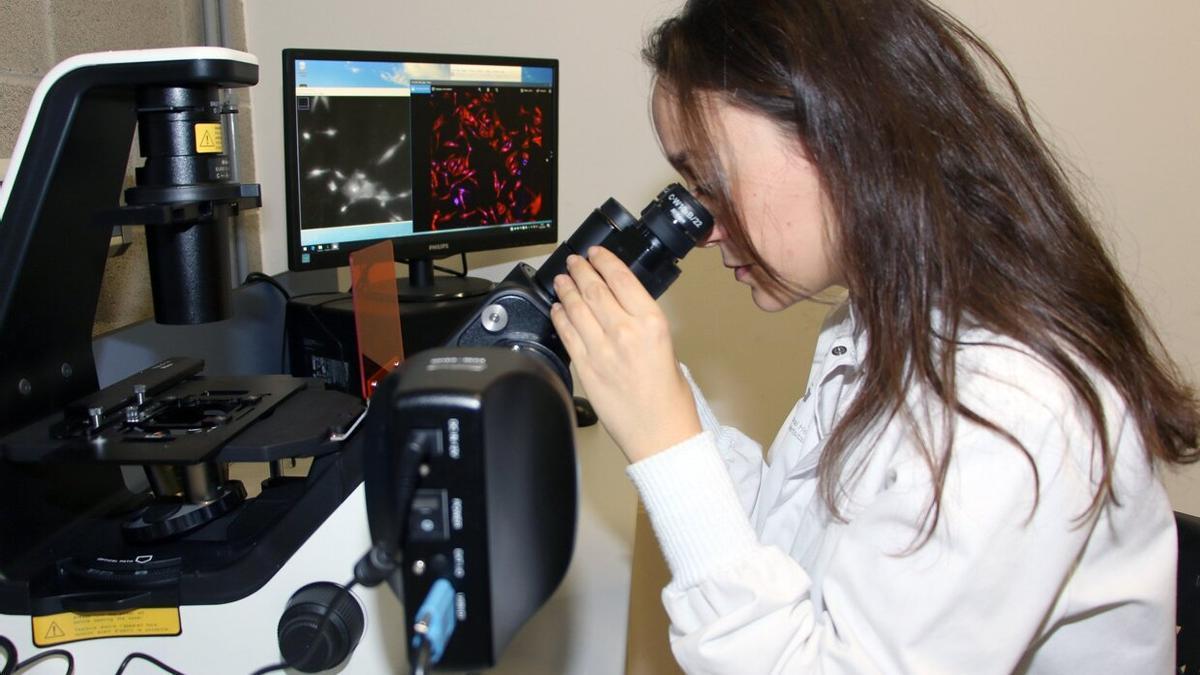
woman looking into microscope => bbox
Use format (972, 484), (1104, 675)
(548, 0), (1199, 672)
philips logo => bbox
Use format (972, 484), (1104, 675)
(428, 243), (450, 251)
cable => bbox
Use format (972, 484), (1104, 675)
(249, 578), (360, 675)
(287, 290), (343, 302)
(273, 290), (346, 377)
(411, 640), (433, 675)
(1, 636), (16, 675)
(114, 652), (184, 675)
(351, 429), (453, 671)
(275, 292), (351, 382)
(12, 648), (73, 675)
(242, 272), (293, 373)
(242, 271), (291, 301)
(409, 578), (457, 674)
(242, 274), (354, 377)
(0, 637), (75, 675)
(353, 429), (438, 587)
(398, 253), (470, 278)
(305, 296), (350, 372)
(246, 662), (285, 675)
(434, 253), (470, 278)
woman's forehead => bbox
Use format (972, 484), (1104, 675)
(651, 84), (724, 152)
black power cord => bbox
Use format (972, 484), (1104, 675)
(0, 636), (15, 675)
(242, 272), (292, 374)
(246, 661), (286, 675)
(353, 429), (437, 587)
(411, 639), (433, 675)
(241, 273), (353, 379)
(400, 252), (470, 279)
(114, 652), (184, 675)
(14, 650), (74, 675)
(242, 272), (291, 302)
(0, 636), (75, 675)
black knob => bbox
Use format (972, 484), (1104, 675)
(277, 582), (365, 672)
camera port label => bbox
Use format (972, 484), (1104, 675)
(32, 607), (181, 646)
(447, 418), (461, 459)
(451, 497), (464, 530)
(453, 547), (466, 579)
(426, 356), (488, 372)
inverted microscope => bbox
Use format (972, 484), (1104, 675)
(0, 47), (711, 673)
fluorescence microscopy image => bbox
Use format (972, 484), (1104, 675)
(427, 87), (552, 230)
(297, 95), (413, 229)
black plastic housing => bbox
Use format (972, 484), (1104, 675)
(362, 348), (577, 670)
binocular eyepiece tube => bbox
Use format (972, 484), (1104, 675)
(533, 183), (714, 301)
(450, 183), (714, 391)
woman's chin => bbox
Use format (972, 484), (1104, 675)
(748, 286), (792, 313)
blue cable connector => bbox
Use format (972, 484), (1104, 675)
(411, 578), (457, 667)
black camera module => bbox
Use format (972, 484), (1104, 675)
(447, 184), (714, 389)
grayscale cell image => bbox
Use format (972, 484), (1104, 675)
(297, 95), (413, 228)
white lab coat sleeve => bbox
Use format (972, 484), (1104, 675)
(628, 366), (1107, 674)
(678, 363), (766, 516)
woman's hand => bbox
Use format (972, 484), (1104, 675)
(549, 246), (702, 463)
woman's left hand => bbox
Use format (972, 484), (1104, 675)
(549, 246), (702, 463)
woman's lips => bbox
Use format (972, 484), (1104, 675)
(733, 264), (752, 282)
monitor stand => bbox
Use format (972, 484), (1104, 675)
(398, 257), (494, 302)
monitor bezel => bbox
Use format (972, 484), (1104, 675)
(281, 47), (559, 272)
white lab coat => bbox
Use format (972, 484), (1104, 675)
(627, 302), (1177, 674)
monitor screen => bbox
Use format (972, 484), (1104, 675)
(282, 49), (558, 277)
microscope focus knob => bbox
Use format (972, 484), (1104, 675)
(277, 582), (365, 672)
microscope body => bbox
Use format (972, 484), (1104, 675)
(447, 262), (572, 386)
(447, 184), (714, 391)
(0, 47), (367, 671)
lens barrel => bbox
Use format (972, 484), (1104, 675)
(127, 86), (243, 324)
(533, 183), (713, 300)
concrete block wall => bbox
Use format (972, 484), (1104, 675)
(0, 0), (261, 335)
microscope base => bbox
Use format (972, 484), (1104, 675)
(0, 484), (411, 673)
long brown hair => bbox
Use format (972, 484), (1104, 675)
(645, 0), (1199, 533)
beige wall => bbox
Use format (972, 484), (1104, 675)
(0, 0), (261, 335)
(936, 0), (1200, 515)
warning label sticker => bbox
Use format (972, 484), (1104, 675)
(194, 122), (224, 154)
(32, 608), (181, 646)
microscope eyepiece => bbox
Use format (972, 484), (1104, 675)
(451, 183), (715, 391)
(533, 183), (714, 300)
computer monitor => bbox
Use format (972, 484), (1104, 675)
(282, 48), (558, 300)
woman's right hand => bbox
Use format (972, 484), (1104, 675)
(549, 247), (702, 463)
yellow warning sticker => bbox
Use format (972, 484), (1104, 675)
(32, 607), (181, 646)
(194, 122), (224, 154)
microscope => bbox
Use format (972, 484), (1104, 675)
(0, 47), (712, 673)
(0, 47), (370, 670)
